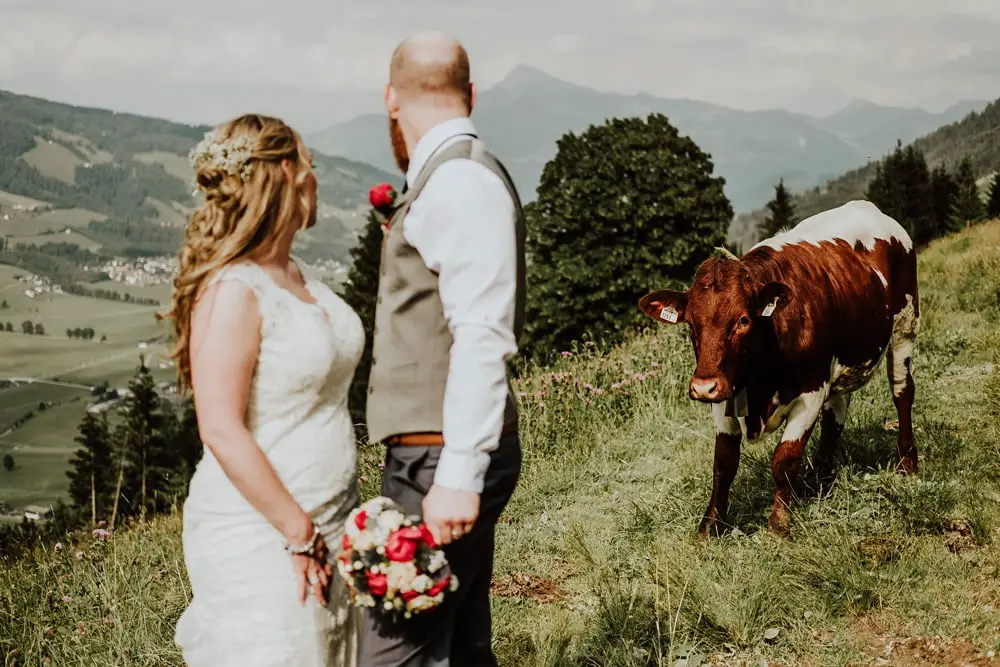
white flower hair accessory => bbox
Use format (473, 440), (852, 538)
(188, 130), (255, 192)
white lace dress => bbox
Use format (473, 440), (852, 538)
(175, 260), (365, 667)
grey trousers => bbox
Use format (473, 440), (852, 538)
(357, 434), (522, 667)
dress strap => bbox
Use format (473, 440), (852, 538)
(204, 262), (276, 332)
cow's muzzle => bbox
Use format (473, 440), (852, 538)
(689, 376), (728, 403)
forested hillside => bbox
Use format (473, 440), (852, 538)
(0, 90), (397, 274)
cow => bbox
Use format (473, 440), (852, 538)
(638, 199), (919, 537)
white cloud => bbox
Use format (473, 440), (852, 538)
(0, 0), (998, 128)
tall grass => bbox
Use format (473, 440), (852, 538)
(3, 222), (1000, 666)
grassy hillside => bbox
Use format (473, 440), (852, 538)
(0, 89), (398, 268)
(730, 98), (1000, 250)
(2, 219), (1000, 665)
(310, 65), (986, 212)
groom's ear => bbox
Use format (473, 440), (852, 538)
(385, 84), (398, 117)
(468, 83), (477, 112)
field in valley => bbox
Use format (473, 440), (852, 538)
(1, 220), (999, 665)
(0, 263), (175, 515)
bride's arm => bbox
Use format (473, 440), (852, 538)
(188, 279), (314, 547)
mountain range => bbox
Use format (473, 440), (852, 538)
(309, 65), (988, 213)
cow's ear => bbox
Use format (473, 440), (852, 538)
(755, 282), (790, 318)
(638, 290), (687, 324)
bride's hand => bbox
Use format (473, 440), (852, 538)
(286, 525), (334, 606)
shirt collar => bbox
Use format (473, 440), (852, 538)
(405, 116), (478, 187)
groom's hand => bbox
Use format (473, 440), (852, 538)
(423, 484), (480, 545)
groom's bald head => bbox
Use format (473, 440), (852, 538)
(389, 31), (472, 110)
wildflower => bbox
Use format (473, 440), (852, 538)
(75, 551), (85, 561)
(561, 351), (572, 357)
(97, 520), (107, 527)
(62, 595), (73, 603)
(53, 542), (64, 552)
(92, 528), (110, 540)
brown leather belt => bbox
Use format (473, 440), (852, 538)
(385, 426), (517, 447)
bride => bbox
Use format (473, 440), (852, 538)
(163, 114), (364, 666)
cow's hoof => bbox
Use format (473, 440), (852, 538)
(895, 458), (918, 476)
(767, 509), (793, 539)
(696, 517), (729, 539)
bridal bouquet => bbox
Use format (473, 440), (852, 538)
(337, 496), (458, 620)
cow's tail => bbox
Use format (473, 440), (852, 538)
(884, 238), (920, 473)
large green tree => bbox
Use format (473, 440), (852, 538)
(339, 208), (385, 437)
(522, 113), (732, 360)
(988, 174), (1000, 219)
(760, 178), (796, 239)
(950, 157), (985, 228)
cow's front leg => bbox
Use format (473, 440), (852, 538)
(769, 391), (825, 537)
(814, 393), (851, 482)
(699, 403), (743, 536)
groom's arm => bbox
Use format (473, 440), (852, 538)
(402, 158), (518, 496)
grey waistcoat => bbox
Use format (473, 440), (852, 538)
(365, 137), (526, 444)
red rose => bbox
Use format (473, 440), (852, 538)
(341, 534), (351, 551)
(353, 510), (367, 531)
(401, 589), (419, 601)
(427, 578), (449, 597)
(369, 183), (397, 211)
(366, 571), (388, 597)
(385, 526), (424, 562)
(419, 524), (436, 548)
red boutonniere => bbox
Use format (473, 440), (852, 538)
(369, 182), (399, 231)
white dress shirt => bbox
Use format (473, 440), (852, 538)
(401, 117), (519, 494)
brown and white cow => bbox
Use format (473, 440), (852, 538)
(639, 199), (919, 537)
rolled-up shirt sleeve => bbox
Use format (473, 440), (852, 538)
(401, 158), (518, 493)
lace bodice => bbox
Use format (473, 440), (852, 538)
(184, 258), (365, 515)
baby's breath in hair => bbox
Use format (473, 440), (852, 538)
(188, 130), (255, 193)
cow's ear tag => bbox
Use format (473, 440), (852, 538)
(760, 298), (778, 317)
(659, 305), (678, 322)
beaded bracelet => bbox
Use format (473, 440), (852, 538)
(284, 528), (320, 558)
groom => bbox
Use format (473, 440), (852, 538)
(360, 31), (526, 666)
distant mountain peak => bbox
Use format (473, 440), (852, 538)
(493, 64), (562, 88)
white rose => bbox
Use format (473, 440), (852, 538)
(353, 530), (378, 552)
(386, 561), (418, 592)
(377, 509), (405, 531)
(411, 574), (433, 594)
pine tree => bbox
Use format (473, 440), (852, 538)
(986, 174), (1000, 219)
(929, 164), (959, 236)
(760, 179), (796, 239)
(66, 411), (114, 524)
(866, 141), (936, 246)
(115, 356), (175, 521)
(950, 157), (985, 229)
(173, 397), (202, 487)
(339, 208), (385, 436)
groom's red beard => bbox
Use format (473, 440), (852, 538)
(389, 116), (409, 174)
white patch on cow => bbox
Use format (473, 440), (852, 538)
(888, 294), (919, 397)
(873, 268), (888, 287)
(780, 384), (829, 443)
(830, 351), (884, 394)
(823, 393), (851, 427)
(712, 401), (741, 436)
(752, 200), (913, 253)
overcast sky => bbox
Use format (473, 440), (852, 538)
(1, 0), (999, 133)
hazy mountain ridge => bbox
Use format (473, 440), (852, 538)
(0, 89), (398, 271)
(309, 65), (988, 212)
(729, 95), (1000, 251)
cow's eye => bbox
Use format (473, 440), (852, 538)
(736, 315), (751, 329)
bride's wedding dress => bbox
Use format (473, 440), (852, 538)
(175, 259), (364, 666)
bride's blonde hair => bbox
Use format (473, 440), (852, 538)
(159, 114), (313, 392)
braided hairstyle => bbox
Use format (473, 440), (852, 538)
(159, 114), (314, 392)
